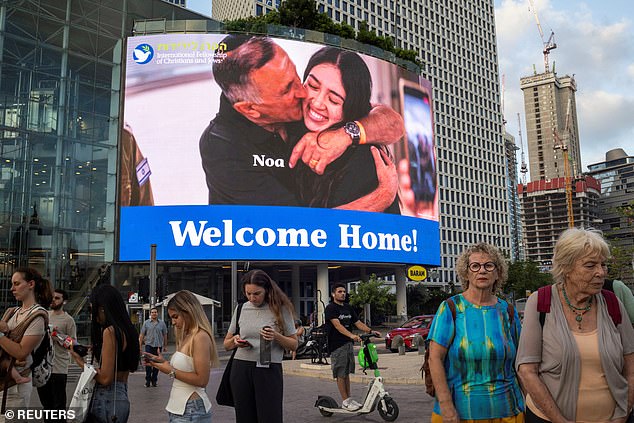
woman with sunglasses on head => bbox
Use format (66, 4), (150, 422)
(427, 243), (524, 423)
(71, 284), (139, 423)
(0, 267), (52, 420)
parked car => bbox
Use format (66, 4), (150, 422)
(385, 315), (435, 352)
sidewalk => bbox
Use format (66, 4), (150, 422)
(282, 348), (425, 385)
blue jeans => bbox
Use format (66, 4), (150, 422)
(144, 345), (160, 384)
(168, 398), (211, 423)
(90, 381), (130, 423)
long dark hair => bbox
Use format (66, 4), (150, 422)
(241, 269), (295, 331)
(298, 47), (376, 207)
(89, 284), (139, 372)
(14, 267), (52, 308)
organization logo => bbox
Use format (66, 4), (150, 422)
(133, 43), (154, 64)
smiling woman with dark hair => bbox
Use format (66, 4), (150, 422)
(295, 47), (400, 213)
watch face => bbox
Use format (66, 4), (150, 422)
(345, 122), (361, 138)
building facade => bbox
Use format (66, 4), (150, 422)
(212, 0), (512, 286)
(520, 72), (582, 181)
(586, 148), (634, 284)
(504, 130), (523, 261)
(518, 176), (600, 265)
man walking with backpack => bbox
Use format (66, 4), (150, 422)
(37, 289), (76, 421)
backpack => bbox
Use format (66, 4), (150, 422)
(536, 285), (621, 327)
(421, 296), (515, 397)
(30, 317), (54, 388)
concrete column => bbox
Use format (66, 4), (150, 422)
(316, 264), (329, 326)
(395, 266), (408, 321)
(291, 265), (300, 317)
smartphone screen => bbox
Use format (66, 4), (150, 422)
(398, 79), (437, 219)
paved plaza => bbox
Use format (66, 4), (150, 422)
(27, 341), (435, 422)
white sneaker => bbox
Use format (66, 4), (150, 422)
(342, 398), (362, 411)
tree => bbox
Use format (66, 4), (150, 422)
(278, 0), (320, 29)
(406, 284), (452, 316)
(605, 201), (634, 284)
(348, 274), (396, 324)
(505, 260), (552, 299)
(223, 1), (420, 68)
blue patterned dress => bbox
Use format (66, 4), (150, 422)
(428, 294), (525, 419)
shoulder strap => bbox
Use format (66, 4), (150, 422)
(537, 285), (552, 328)
(601, 289), (622, 326)
(506, 302), (515, 326)
(446, 297), (457, 321)
(235, 302), (244, 335)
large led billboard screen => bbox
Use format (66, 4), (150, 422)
(119, 33), (439, 264)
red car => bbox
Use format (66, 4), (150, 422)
(385, 315), (435, 352)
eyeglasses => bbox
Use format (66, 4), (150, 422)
(468, 262), (497, 272)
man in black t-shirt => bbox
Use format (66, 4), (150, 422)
(325, 283), (380, 411)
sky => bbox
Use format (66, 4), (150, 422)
(185, 0), (634, 172)
(495, 0), (634, 173)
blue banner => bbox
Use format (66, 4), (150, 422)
(119, 205), (440, 265)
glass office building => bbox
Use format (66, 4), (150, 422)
(0, 1), (420, 334)
(0, 0), (209, 310)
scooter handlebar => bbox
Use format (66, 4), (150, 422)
(359, 333), (380, 341)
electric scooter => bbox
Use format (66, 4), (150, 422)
(315, 333), (399, 421)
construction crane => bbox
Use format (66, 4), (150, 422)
(528, 0), (557, 73)
(553, 98), (574, 228)
(518, 113), (528, 184)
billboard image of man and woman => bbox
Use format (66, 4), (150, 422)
(119, 33), (439, 265)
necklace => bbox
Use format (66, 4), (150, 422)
(17, 304), (37, 315)
(562, 285), (592, 329)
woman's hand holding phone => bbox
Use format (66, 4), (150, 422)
(142, 352), (165, 363)
(235, 337), (252, 348)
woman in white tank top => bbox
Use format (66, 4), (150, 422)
(146, 291), (219, 422)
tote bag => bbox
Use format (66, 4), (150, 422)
(68, 364), (97, 423)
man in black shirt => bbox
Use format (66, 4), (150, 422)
(200, 35), (404, 210)
(325, 283), (380, 411)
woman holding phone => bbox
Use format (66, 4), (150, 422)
(223, 269), (297, 423)
(71, 284), (139, 423)
(146, 290), (219, 422)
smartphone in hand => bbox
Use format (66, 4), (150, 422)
(142, 353), (165, 363)
(236, 339), (252, 347)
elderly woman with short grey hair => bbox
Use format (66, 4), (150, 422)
(516, 227), (634, 423)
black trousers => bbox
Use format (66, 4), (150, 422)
(37, 373), (68, 422)
(144, 345), (160, 384)
(229, 359), (283, 423)
(525, 406), (550, 423)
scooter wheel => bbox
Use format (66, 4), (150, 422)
(316, 396), (338, 417)
(378, 397), (399, 421)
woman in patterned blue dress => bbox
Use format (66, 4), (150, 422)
(427, 243), (525, 423)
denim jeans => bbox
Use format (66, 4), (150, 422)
(144, 345), (160, 385)
(90, 381), (130, 423)
(168, 398), (211, 423)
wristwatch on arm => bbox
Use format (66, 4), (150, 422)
(344, 121), (366, 146)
